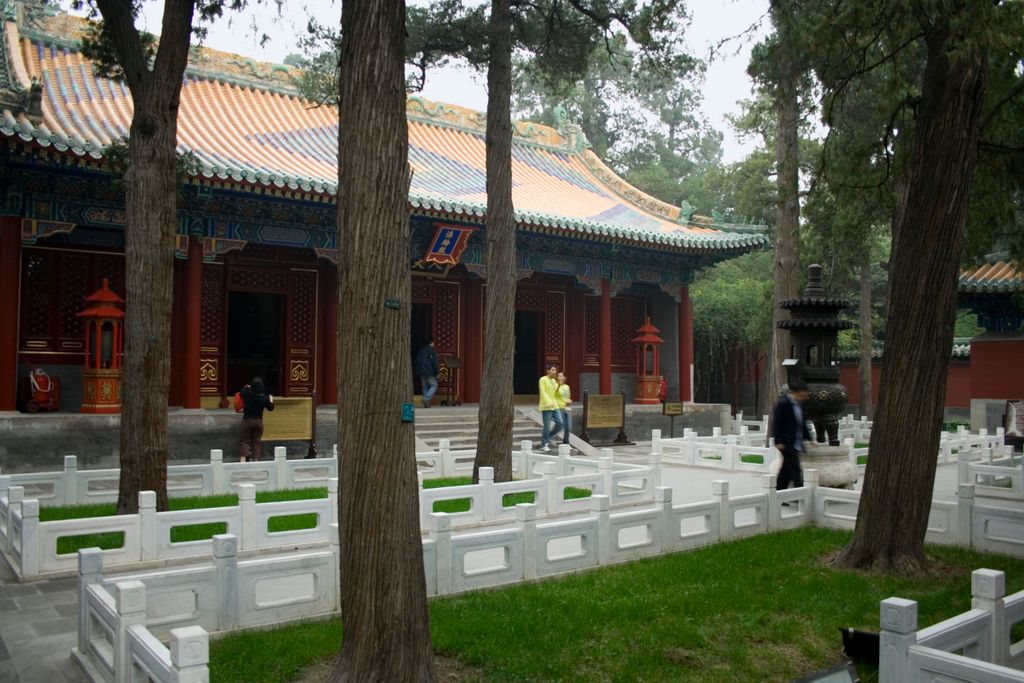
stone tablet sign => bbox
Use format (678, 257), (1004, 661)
(263, 396), (314, 441)
(585, 394), (624, 429)
(1008, 400), (1024, 437)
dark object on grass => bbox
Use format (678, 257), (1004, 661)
(840, 627), (880, 667)
(793, 660), (859, 682)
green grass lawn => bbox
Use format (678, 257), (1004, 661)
(208, 527), (1024, 683)
(41, 488), (328, 555)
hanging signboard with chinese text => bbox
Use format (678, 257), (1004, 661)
(424, 224), (476, 266)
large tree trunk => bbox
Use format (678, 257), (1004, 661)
(95, 0), (196, 515)
(834, 19), (987, 574)
(763, 1), (802, 432)
(331, 0), (436, 678)
(858, 250), (873, 419)
(474, 0), (515, 484)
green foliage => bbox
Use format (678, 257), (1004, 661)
(795, 0), (1024, 264)
(691, 251), (773, 399)
(954, 308), (983, 339)
(209, 527), (1024, 682)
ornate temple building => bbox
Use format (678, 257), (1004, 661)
(0, 2), (765, 413)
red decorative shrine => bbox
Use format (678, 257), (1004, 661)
(77, 278), (124, 413)
(632, 317), (664, 405)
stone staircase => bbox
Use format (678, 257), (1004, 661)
(413, 406), (541, 451)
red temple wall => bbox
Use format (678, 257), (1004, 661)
(970, 338), (1024, 399)
(840, 361), (972, 409)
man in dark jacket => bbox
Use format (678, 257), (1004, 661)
(239, 377), (275, 462)
(772, 379), (810, 492)
(414, 339), (439, 407)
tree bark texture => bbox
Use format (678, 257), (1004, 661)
(763, 6), (802, 430)
(835, 20), (987, 574)
(858, 250), (873, 419)
(95, 0), (196, 514)
(332, 0), (436, 678)
(474, 0), (515, 484)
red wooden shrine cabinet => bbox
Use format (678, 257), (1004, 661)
(77, 278), (125, 414)
(632, 317), (665, 405)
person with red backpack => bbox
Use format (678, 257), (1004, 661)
(238, 377), (275, 462)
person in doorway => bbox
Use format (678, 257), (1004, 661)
(553, 371), (573, 448)
(538, 364), (562, 452)
(415, 338), (439, 407)
(239, 377), (275, 462)
(772, 379), (810, 493)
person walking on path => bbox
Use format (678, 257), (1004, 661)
(772, 379), (810, 492)
(538, 364), (562, 452)
(553, 371), (573, 448)
(415, 338), (439, 407)
(239, 377), (275, 462)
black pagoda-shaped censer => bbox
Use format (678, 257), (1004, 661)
(778, 264), (855, 446)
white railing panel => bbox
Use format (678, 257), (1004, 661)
(235, 550), (338, 628)
(154, 508), (242, 560)
(972, 505), (1024, 557)
(104, 566), (219, 638)
(534, 518), (599, 577)
(607, 508), (660, 563)
(726, 493), (768, 539)
(916, 608), (990, 655)
(252, 499), (333, 550)
(126, 624), (174, 681)
(36, 515), (142, 574)
(907, 647), (1024, 682)
(925, 500), (960, 546)
(1005, 592), (1024, 668)
(449, 528), (524, 592)
(665, 500), (720, 551)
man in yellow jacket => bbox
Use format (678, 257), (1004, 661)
(538, 364), (562, 452)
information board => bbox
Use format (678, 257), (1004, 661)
(263, 396), (314, 441)
(662, 402), (683, 416)
(585, 394), (624, 429)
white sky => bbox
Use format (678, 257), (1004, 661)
(122, 0), (769, 163)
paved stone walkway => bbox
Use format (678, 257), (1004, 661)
(0, 555), (86, 682)
(0, 445), (974, 682)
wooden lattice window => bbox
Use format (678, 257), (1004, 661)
(290, 271), (317, 347)
(583, 295), (600, 362)
(433, 283), (459, 353)
(200, 265), (225, 346)
(20, 250), (54, 343)
(612, 297), (646, 366)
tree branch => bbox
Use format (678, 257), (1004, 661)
(93, 0), (149, 92)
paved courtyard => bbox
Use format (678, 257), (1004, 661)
(0, 445), (975, 682)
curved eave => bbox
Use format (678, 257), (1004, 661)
(777, 320), (856, 330)
(959, 282), (1024, 294)
(2, 118), (767, 255)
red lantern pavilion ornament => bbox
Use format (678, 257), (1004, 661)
(77, 278), (125, 414)
(631, 317), (665, 405)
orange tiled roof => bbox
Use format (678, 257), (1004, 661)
(960, 260), (1023, 293)
(0, 8), (766, 253)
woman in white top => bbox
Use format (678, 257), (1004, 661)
(554, 372), (572, 446)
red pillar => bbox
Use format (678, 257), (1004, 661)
(0, 216), (20, 410)
(462, 277), (483, 403)
(320, 262), (338, 404)
(181, 237), (203, 408)
(678, 285), (694, 402)
(566, 288), (585, 391)
(599, 278), (612, 394)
